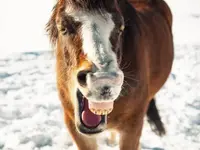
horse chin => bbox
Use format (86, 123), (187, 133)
(76, 90), (107, 135)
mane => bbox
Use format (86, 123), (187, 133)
(65, 0), (107, 12)
(46, 2), (60, 46)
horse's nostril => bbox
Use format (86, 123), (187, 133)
(101, 86), (111, 97)
(77, 70), (89, 86)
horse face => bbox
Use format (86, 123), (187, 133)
(48, 0), (125, 134)
(69, 12), (124, 100)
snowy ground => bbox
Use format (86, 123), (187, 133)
(0, 0), (200, 150)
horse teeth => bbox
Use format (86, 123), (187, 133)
(108, 108), (113, 113)
(102, 110), (106, 115)
(90, 108), (113, 115)
(103, 110), (108, 115)
(95, 110), (100, 115)
(98, 110), (103, 115)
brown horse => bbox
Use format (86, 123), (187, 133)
(46, 0), (174, 149)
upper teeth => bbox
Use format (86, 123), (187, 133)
(90, 108), (113, 115)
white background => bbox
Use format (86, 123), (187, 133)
(0, 0), (54, 57)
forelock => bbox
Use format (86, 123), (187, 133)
(46, 0), (116, 45)
(65, 0), (114, 14)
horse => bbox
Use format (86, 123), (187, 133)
(46, 0), (174, 149)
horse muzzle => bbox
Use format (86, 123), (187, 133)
(77, 69), (124, 102)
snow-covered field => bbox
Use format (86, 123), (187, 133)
(0, 0), (200, 150)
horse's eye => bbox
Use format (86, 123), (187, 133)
(119, 25), (125, 32)
(60, 27), (68, 35)
(59, 25), (76, 35)
(59, 22), (80, 35)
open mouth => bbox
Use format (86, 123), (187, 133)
(77, 90), (113, 134)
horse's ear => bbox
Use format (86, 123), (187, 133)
(46, 3), (59, 46)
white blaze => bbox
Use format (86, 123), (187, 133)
(67, 10), (118, 69)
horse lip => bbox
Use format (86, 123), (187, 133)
(78, 117), (106, 135)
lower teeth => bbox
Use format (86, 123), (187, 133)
(90, 108), (113, 115)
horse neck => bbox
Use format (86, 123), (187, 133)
(120, 0), (146, 83)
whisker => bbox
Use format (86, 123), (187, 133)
(124, 76), (139, 82)
(124, 73), (137, 80)
(121, 61), (132, 70)
(123, 71), (135, 77)
(123, 80), (132, 89)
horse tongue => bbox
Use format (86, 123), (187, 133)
(81, 98), (101, 127)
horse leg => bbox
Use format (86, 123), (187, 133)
(106, 131), (118, 146)
(119, 116), (144, 150)
(64, 114), (98, 150)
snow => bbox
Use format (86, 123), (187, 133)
(0, 0), (200, 150)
